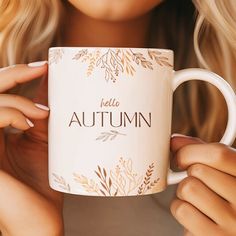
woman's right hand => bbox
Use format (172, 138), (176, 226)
(0, 63), (63, 236)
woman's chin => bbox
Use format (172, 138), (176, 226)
(67, 0), (162, 22)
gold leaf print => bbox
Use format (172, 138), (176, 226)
(96, 49), (124, 82)
(73, 173), (101, 195)
(49, 49), (64, 65)
(73, 157), (160, 196)
(130, 49), (153, 70)
(87, 50), (100, 76)
(72, 49), (100, 76)
(137, 163), (160, 195)
(148, 49), (173, 67)
(72, 48), (172, 82)
(96, 130), (126, 142)
(95, 165), (113, 196)
(118, 49), (136, 76)
(72, 49), (88, 60)
(52, 173), (70, 192)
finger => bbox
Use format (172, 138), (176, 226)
(188, 164), (236, 205)
(174, 142), (236, 176)
(170, 199), (220, 236)
(0, 62), (47, 93)
(24, 74), (49, 142)
(176, 176), (234, 226)
(0, 107), (34, 130)
(171, 134), (205, 154)
(0, 94), (49, 119)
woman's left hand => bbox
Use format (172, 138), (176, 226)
(170, 135), (236, 236)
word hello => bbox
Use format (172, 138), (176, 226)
(68, 112), (151, 128)
(100, 98), (120, 108)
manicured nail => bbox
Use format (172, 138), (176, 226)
(171, 133), (191, 138)
(26, 118), (34, 127)
(35, 103), (50, 111)
(28, 61), (48, 67)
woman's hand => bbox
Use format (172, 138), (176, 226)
(0, 63), (63, 236)
(170, 135), (236, 236)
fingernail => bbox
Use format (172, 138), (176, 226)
(28, 61), (48, 67)
(171, 133), (191, 138)
(35, 103), (50, 111)
(26, 118), (34, 127)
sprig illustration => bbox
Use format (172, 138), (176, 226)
(72, 49), (100, 76)
(52, 173), (71, 192)
(71, 48), (172, 82)
(96, 130), (126, 142)
(49, 49), (64, 65)
(148, 50), (172, 67)
(118, 49), (136, 76)
(73, 158), (159, 196)
(73, 173), (101, 195)
(96, 49), (124, 82)
(72, 49), (88, 60)
(94, 165), (115, 196)
(110, 157), (143, 195)
(130, 49), (153, 69)
(138, 163), (159, 195)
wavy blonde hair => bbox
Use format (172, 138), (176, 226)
(0, 0), (236, 142)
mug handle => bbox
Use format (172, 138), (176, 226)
(167, 68), (236, 185)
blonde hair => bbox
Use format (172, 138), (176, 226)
(0, 0), (236, 142)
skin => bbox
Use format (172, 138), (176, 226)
(0, 0), (236, 235)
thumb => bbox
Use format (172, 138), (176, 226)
(170, 134), (205, 153)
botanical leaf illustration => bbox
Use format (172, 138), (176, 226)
(130, 50), (153, 69)
(73, 173), (101, 195)
(73, 157), (160, 196)
(96, 130), (126, 142)
(138, 163), (159, 195)
(49, 49), (64, 65)
(95, 165), (113, 195)
(148, 50), (172, 67)
(72, 49), (88, 60)
(72, 49), (100, 76)
(52, 173), (70, 192)
(96, 49), (124, 82)
(72, 48), (172, 82)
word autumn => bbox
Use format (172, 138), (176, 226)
(68, 112), (151, 128)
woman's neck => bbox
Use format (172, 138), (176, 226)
(62, 4), (152, 48)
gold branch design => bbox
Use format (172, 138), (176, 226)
(94, 165), (118, 196)
(110, 157), (143, 195)
(71, 48), (172, 82)
(118, 49), (136, 76)
(96, 130), (126, 142)
(148, 50), (173, 67)
(72, 49), (88, 60)
(73, 173), (101, 195)
(72, 49), (101, 77)
(87, 50), (100, 76)
(129, 49), (153, 70)
(52, 173), (71, 192)
(96, 49), (124, 82)
(138, 163), (159, 195)
(49, 49), (64, 65)
(73, 158), (159, 196)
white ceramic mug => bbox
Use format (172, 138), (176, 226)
(48, 47), (236, 197)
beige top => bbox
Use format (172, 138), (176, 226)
(63, 185), (183, 236)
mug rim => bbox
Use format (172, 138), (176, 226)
(49, 46), (173, 54)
